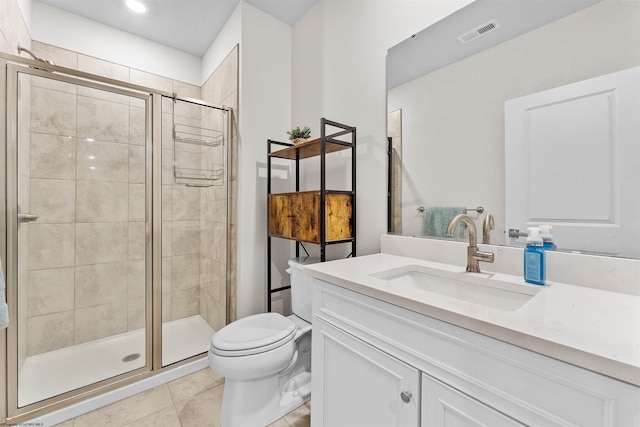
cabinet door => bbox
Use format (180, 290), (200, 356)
(291, 191), (320, 242)
(422, 374), (524, 427)
(312, 319), (420, 427)
(268, 193), (294, 239)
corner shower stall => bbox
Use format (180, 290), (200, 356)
(0, 53), (231, 421)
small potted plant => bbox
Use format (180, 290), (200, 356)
(286, 126), (311, 144)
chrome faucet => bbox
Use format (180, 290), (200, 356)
(446, 214), (495, 273)
(483, 213), (494, 244)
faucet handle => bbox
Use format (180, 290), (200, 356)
(473, 250), (495, 263)
(482, 213), (494, 244)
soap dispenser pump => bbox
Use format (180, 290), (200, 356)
(539, 225), (556, 251)
(524, 227), (545, 285)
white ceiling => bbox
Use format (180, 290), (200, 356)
(35, 0), (318, 56)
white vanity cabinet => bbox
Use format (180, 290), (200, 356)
(311, 279), (640, 427)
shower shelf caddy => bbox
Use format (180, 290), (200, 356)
(173, 122), (224, 187)
(266, 118), (356, 312)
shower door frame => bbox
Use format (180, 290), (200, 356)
(1, 53), (231, 423)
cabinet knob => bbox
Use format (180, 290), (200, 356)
(400, 391), (412, 403)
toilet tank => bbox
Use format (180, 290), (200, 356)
(288, 257), (320, 323)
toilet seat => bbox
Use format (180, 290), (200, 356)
(211, 312), (296, 357)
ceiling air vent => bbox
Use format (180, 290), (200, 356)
(457, 19), (500, 44)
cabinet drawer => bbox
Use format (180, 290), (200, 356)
(268, 191), (352, 243)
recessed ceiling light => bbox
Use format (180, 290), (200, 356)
(126, 0), (147, 14)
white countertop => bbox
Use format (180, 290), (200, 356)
(304, 253), (640, 386)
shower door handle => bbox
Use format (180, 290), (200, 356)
(18, 213), (39, 223)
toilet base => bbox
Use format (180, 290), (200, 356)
(280, 371), (312, 416)
(219, 371), (311, 427)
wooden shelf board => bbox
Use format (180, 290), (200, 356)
(269, 137), (351, 160)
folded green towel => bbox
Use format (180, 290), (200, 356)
(422, 207), (466, 238)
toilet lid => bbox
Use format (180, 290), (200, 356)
(211, 312), (296, 355)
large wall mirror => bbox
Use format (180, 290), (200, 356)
(387, 0), (640, 259)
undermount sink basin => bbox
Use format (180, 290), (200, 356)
(371, 264), (542, 311)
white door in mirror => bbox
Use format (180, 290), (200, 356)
(505, 66), (640, 257)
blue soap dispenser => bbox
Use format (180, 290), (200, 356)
(524, 227), (545, 285)
(539, 225), (556, 251)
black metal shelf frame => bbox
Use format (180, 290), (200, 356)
(266, 118), (356, 312)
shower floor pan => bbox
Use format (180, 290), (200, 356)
(18, 315), (215, 407)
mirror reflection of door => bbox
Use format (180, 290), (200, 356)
(505, 66), (640, 257)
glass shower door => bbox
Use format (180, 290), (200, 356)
(8, 66), (152, 407)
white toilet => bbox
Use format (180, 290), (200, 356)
(209, 257), (317, 427)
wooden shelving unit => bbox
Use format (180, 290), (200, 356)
(266, 118), (356, 311)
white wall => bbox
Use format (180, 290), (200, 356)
(202, 4), (241, 83)
(236, 2), (292, 317)
(290, 0), (473, 259)
(0, 0), (31, 55)
(30, 1), (202, 85)
(16, 0), (31, 34)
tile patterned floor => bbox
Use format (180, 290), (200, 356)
(53, 368), (311, 427)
